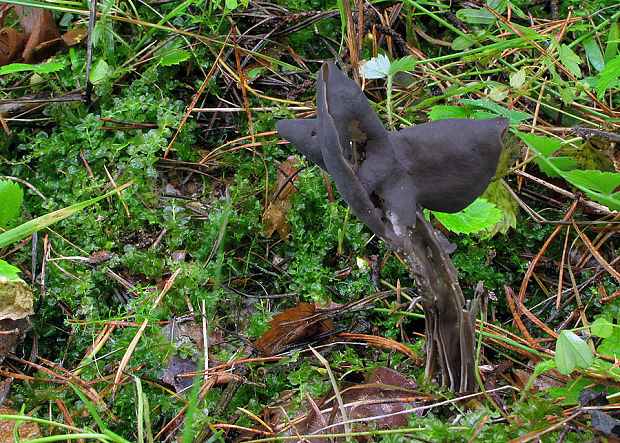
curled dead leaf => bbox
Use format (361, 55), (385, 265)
(255, 302), (335, 356)
(263, 156), (300, 239)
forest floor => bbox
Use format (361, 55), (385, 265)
(0, 0), (619, 441)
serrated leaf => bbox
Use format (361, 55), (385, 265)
(159, 49), (191, 67)
(591, 318), (614, 339)
(518, 132), (563, 158)
(479, 181), (519, 238)
(0, 260), (21, 280)
(561, 169), (620, 195)
(428, 105), (469, 120)
(388, 55), (416, 75)
(432, 198), (502, 234)
(583, 37), (605, 72)
(0, 180), (23, 228)
(596, 54), (620, 99)
(558, 44), (582, 78)
(509, 69), (526, 89)
(555, 331), (594, 375)
(460, 98), (532, 124)
(456, 8), (497, 24)
(361, 54), (390, 79)
(89, 59), (109, 84)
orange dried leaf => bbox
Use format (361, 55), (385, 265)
(255, 302), (334, 356)
(263, 156), (300, 239)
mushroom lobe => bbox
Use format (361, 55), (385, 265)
(276, 61), (509, 245)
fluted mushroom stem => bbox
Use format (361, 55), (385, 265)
(401, 208), (478, 392)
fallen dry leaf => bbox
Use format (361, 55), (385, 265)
(263, 156), (300, 239)
(255, 302), (335, 356)
(0, 406), (41, 441)
(0, 5), (70, 66)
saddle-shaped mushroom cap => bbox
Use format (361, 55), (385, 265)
(276, 62), (509, 249)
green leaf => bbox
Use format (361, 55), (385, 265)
(34, 61), (64, 74)
(518, 132), (563, 158)
(0, 180), (23, 228)
(0, 63), (36, 75)
(460, 98), (532, 124)
(159, 49), (191, 67)
(432, 198), (502, 234)
(451, 35), (477, 51)
(509, 69), (526, 89)
(225, 0), (238, 9)
(604, 23), (618, 63)
(0, 182), (133, 248)
(583, 37), (605, 72)
(558, 44), (582, 78)
(89, 59), (110, 84)
(599, 321), (620, 357)
(591, 318), (614, 339)
(361, 54), (390, 79)
(596, 54), (620, 99)
(456, 8), (497, 24)
(388, 55), (416, 75)
(487, 0), (506, 14)
(561, 170), (620, 195)
(0, 259), (21, 280)
(555, 331), (594, 375)
(428, 105), (469, 120)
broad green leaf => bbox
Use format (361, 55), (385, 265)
(428, 105), (469, 120)
(0, 180), (23, 228)
(452, 35), (477, 51)
(0, 63), (36, 75)
(537, 157), (577, 177)
(388, 55), (417, 75)
(432, 198), (502, 234)
(34, 61), (63, 74)
(361, 54), (390, 79)
(591, 318), (614, 339)
(456, 8), (497, 24)
(596, 54), (620, 99)
(604, 23), (618, 63)
(583, 37), (605, 72)
(225, 0), (237, 9)
(561, 170), (620, 195)
(89, 59), (110, 84)
(0, 182), (132, 248)
(599, 321), (620, 357)
(555, 331), (594, 375)
(509, 69), (526, 89)
(558, 44), (582, 78)
(0, 260), (21, 280)
(159, 49), (191, 67)
(487, 0), (506, 14)
(460, 98), (532, 124)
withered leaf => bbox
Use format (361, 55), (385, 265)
(255, 302), (335, 356)
(263, 155), (300, 239)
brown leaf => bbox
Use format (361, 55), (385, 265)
(255, 302), (335, 356)
(301, 367), (422, 442)
(0, 406), (41, 441)
(0, 5), (67, 66)
(263, 156), (300, 239)
(0, 28), (26, 66)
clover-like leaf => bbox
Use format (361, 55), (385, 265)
(591, 317), (614, 339)
(555, 331), (594, 375)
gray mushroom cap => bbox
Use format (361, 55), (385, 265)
(276, 62), (509, 248)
